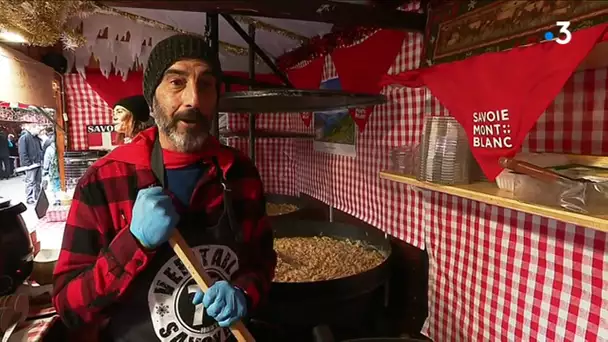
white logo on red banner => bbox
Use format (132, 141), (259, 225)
(472, 109), (513, 149)
(86, 125), (117, 150)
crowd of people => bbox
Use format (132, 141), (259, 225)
(0, 123), (59, 204)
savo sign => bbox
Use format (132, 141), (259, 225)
(86, 125), (117, 150)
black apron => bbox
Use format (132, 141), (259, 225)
(104, 137), (243, 342)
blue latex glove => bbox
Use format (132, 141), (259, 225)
(130, 187), (180, 249)
(192, 281), (247, 327)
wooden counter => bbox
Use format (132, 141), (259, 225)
(379, 171), (608, 233)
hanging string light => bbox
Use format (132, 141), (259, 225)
(277, 27), (380, 70)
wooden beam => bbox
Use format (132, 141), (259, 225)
(100, 0), (426, 31)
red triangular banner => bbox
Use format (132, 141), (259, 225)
(332, 30), (406, 132)
(379, 23), (608, 180)
(287, 58), (324, 127)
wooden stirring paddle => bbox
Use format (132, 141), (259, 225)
(169, 231), (256, 342)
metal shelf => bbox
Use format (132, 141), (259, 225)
(219, 89), (387, 113)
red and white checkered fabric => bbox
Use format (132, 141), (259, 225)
(522, 67), (608, 154)
(64, 74), (113, 151)
(223, 137), (298, 196)
(45, 205), (71, 222)
(421, 193), (608, 341)
(226, 113), (295, 132)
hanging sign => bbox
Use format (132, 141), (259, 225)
(331, 30), (405, 132)
(286, 58), (324, 128)
(87, 124), (117, 150)
(300, 112), (312, 127)
(380, 23), (608, 180)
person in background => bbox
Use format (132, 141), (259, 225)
(8, 133), (18, 176)
(18, 124), (43, 204)
(42, 126), (55, 153)
(113, 95), (153, 145)
(0, 130), (10, 180)
(42, 130), (60, 205)
(52, 34), (276, 342)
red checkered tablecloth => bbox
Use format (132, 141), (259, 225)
(45, 205), (70, 223)
(223, 137), (299, 196)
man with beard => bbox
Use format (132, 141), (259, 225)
(52, 34), (276, 342)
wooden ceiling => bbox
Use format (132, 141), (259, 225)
(100, 0), (427, 31)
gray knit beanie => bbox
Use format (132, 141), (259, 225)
(143, 34), (222, 106)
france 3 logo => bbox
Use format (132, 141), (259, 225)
(544, 21), (572, 45)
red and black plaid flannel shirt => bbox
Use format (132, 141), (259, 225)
(52, 138), (276, 329)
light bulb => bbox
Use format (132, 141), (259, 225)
(0, 31), (27, 43)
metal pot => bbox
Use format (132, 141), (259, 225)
(258, 219), (392, 330)
(0, 201), (34, 295)
(266, 194), (309, 226)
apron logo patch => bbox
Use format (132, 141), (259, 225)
(148, 245), (239, 342)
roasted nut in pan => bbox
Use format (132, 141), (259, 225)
(273, 236), (386, 283)
(266, 203), (299, 216)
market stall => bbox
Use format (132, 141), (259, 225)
(2, 0), (608, 341)
(0, 1), (412, 341)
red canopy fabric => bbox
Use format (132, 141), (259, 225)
(287, 57), (324, 127)
(380, 23), (608, 180)
(331, 30), (406, 132)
